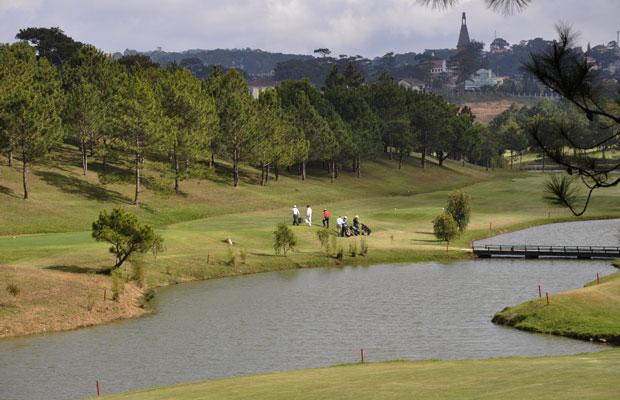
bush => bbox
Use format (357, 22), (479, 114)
(274, 222), (297, 256)
(130, 256), (146, 287)
(86, 290), (97, 311)
(316, 228), (330, 249)
(433, 212), (458, 243)
(226, 245), (236, 266)
(349, 242), (357, 257)
(336, 246), (344, 260)
(6, 283), (20, 298)
(446, 190), (471, 233)
(360, 237), (368, 256)
(111, 269), (125, 301)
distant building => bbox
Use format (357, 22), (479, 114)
(456, 12), (471, 52)
(429, 59), (455, 74)
(398, 78), (428, 92)
(247, 80), (280, 99)
(464, 69), (506, 90)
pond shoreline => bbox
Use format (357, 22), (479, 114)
(2, 216), (618, 340)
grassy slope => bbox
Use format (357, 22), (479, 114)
(1, 147), (620, 338)
(493, 271), (620, 343)
(97, 350), (620, 400)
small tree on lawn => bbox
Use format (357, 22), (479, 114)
(433, 212), (458, 243)
(92, 208), (164, 271)
(446, 190), (471, 233)
(274, 222), (297, 256)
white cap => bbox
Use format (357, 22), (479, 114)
(355, 215), (359, 218)
(293, 205), (296, 207)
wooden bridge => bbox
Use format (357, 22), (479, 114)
(473, 244), (620, 259)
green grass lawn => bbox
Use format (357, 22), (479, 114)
(96, 349), (620, 399)
(493, 271), (620, 343)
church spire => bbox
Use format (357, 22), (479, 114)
(457, 12), (470, 52)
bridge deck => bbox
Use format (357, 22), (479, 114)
(473, 245), (620, 259)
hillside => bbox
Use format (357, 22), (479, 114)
(2, 148), (620, 338)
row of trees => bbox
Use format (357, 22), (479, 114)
(1, 39), (508, 202)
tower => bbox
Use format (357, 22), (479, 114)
(457, 12), (471, 52)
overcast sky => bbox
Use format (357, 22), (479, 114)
(1, 0), (618, 57)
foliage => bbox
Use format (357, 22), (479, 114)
(91, 208), (164, 271)
(316, 228), (330, 249)
(139, 287), (157, 308)
(130, 255), (146, 287)
(522, 26), (620, 215)
(111, 269), (125, 300)
(15, 26), (82, 67)
(543, 174), (582, 211)
(349, 241), (358, 257)
(0, 42), (64, 199)
(360, 237), (369, 256)
(273, 222), (297, 256)
(433, 212), (458, 242)
(239, 247), (247, 264)
(445, 190), (471, 233)
(226, 245), (236, 266)
(6, 283), (20, 297)
(86, 290), (97, 311)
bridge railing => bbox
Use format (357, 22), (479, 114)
(474, 244), (620, 254)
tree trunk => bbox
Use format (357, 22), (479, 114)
(174, 150), (179, 194)
(233, 149), (239, 187)
(330, 158), (335, 183)
(421, 146), (426, 169)
(22, 152), (28, 200)
(9, 151), (13, 167)
(134, 148), (140, 205)
(266, 164), (270, 183)
(519, 152), (522, 170)
(301, 161), (306, 181)
(389, 133), (393, 160)
(275, 165), (280, 181)
(261, 163), (266, 187)
(80, 139), (88, 176)
(335, 162), (339, 179)
(102, 139), (108, 171)
(357, 156), (361, 178)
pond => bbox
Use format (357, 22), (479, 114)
(0, 257), (616, 400)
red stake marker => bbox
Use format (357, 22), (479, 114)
(539, 285), (542, 298)
(96, 380), (100, 396)
(490, 222), (492, 230)
(361, 348), (364, 363)
(126, 273), (129, 283)
(597, 273), (600, 284)
(207, 254), (210, 264)
(546, 292), (549, 305)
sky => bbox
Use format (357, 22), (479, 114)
(0, 0), (619, 58)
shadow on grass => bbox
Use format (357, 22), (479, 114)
(35, 171), (130, 203)
(45, 265), (105, 274)
(0, 185), (20, 198)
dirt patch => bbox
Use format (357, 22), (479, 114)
(0, 266), (150, 338)
(463, 100), (521, 124)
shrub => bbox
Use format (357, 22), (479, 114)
(336, 247), (344, 260)
(226, 245), (236, 266)
(433, 212), (458, 243)
(239, 248), (248, 264)
(360, 237), (368, 256)
(349, 242), (357, 257)
(111, 270), (125, 301)
(6, 283), (20, 298)
(273, 222), (297, 256)
(316, 228), (330, 249)
(130, 255), (146, 287)
(446, 190), (471, 233)
(329, 234), (338, 256)
(86, 290), (97, 311)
